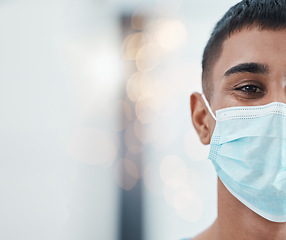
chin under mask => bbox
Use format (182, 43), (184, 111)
(202, 94), (286, 222)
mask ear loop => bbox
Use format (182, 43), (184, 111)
(201, 94), (217, 121)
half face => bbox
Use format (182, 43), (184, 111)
(192, 27), (286, 144)
(211, 27), (286, 112)
(205, 27), (286, 135)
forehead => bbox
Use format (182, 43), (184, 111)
(212, 28), (286, 83)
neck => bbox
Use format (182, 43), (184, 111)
(215, 178), (286, 240)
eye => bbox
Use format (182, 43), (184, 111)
(234, 84), (264, 94)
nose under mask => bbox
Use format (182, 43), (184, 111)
(201, 93), (286, 222)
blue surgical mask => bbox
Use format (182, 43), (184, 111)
(202, 94), (286, 222)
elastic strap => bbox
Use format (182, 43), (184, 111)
(201, 94), (217, 121)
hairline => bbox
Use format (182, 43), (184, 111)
(202, 23), (286, 102)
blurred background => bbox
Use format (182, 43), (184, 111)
(0, 0), (238, 239)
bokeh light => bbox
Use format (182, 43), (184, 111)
(163, 184), (179, 207)
(149, 118), (178, 148)
(160, 156), (188, 189)
(122, 32), (149, 60)
(167, 62), (202, 94)
(143, 163), (164, 195)
(126, 71), (153, 102)
(114, 99), (133, 131)
(151, 18), (188, 52)
(123, 158), (140, 180)
(134, 119), (153, 144)
(124, 122), (144, 154)
(135, 92), (162, 124)
(119, 1), (216, 236)
(2, 0), (231, 239)
(163, 169), (206, 222)
(136, 43), (162, 72)
(114, 158), (139, 191)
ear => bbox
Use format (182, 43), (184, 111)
(190, 92), (212, 145)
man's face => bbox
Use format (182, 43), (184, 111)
(208, 27), (286, 134)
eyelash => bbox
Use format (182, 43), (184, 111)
(234, 84), (265, 96)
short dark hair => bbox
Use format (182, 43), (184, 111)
(202, 0), (286, 100)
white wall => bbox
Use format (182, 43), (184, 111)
(0, 1), (120, 239)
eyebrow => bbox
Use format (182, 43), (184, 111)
(224, 62), (269, 77)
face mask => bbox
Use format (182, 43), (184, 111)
(202, 94), (286, 222)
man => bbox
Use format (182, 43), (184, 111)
(190, 0), (286, 239)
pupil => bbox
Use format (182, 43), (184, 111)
(246, 86), (255, 92)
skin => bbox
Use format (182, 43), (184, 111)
(191, 27), (286, 240)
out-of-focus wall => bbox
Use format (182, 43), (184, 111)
(0, 0), (238, 240)
(0, 1), (120, 239)
(119, 1), (238, 239)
